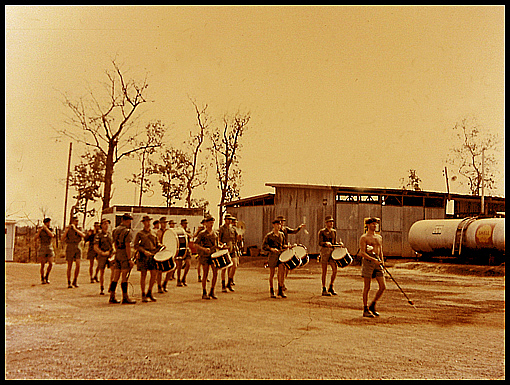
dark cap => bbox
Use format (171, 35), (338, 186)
(366, 217), (380, 225)
(277, 215), (286, 221)
(142, 215), (152, 222)
(159, 217), (168, 223)
(204, 216), (215, 223)
(122, 213), (133, 221)
(272, 219), (281, 224)
(325, 215), (334, 222)
(101, 218), (111, 224)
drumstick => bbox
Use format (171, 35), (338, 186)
(302, 216), (309, 235)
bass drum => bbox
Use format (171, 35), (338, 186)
(293, 244), (309, 267)
(331, 247), (353, 268)
(153, 248), (176, 272)
(163, 228), (188, 259)
(279, 248), (300, 270)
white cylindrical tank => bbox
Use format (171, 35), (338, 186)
(408, 218), (505, 255)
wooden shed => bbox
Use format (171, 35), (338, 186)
(224, 183), (505, 258)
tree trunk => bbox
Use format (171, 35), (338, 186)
(102, 142), (115, 212)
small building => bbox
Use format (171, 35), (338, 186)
(224, 183), (505, 258)
(5, 219), (17, 261)
(102, 205), (205, 235)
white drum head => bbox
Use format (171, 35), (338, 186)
(293, 245), (307, 259)
(279, 248), (295, 262)
(211, 249), (229, 258)
(332, 247), (348, 260)
(154, 249), (174, 262)
(162, 229), (179, 257)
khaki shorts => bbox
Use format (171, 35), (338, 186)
(361, 259), (384, 279)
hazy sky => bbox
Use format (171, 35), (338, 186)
(5, 6), (505, 227)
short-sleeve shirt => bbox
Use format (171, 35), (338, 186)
(112, 224), (133, 261)
(195, 229), (219, 258)
(94, 230), (114, 255)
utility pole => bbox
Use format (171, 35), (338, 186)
(63, 142), (72, 227)
(481, 148), (485, 215)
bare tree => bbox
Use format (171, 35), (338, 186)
(446, 117), (500, 196)
(126, 120), (165, 206)
(210, 111), (250, 225)
(59, 60), (157, 211)
(70, 151), (105, 227)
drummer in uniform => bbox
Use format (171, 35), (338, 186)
(61, 216), (86, 288)
(134, 215), (161, 302)
(318, 215), (343, 297)
(262, 218), (289, 298)
(156, 216), (168, 293)
(93, 218), (114, 296)
(109, 213), (136, 304)
(194, 216), (226, 300)
(277, 215), (306, 290)
(219, 214), (238, 292)
(176, 218), (192, 287)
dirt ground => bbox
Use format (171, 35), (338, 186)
(5, 257), (505, 379)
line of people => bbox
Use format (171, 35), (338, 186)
(34, 213), (385, 317)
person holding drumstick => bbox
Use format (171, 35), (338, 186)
(194, 216), (226, 299)
(318, 215), (343, 296)
(134, 215), (161, 302)
(219, 214), (238, 292)
(359, 217), (386, 317)
(262, 219), (289, 298)
(277, 215), (305, 290)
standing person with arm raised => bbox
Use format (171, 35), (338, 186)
(61, 216), (86, 288)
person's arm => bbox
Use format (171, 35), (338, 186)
(359, 236), (380, 263)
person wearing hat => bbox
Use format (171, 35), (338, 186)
(277, 215), (306, 290)
(162, 218), (178, 287)
(175, 218), (192, 287)
(93, 218), (114, 295)
(34, 217), (55, 285)
(194, 218), (207, 282)
(194, 216), (225, 299)
(318, 215), (343, 296)
(156, 217), (169, 293)
(359, 217), (385, 317)
(109, 213), (136, 304)
(134, 215), (161, 302)
(262, 219), (289, 298)
(61, 216), (86, 288)
(219, 214), (238, 292)
(85, 221), (101, 284)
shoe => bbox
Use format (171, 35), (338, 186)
(277, 286), (287, 298)
(198, 276), (202, 282)
(209, 290), (218, 299)
(147, 292), (157, 302)
(142, 295), (149, 303)
(202, 292), (210, 300)
(177, 280), (183, 287)
(122, 297), (136, 304)
(182, 280), (187, 286)
(158, 285), (164, 294)
(162, 282), (168, 292)
(41, 278), (46, 285)
(94, 276), (99, 283)
(68, 282), (73, 289)
(109, 297), (120, 304)
(368, 302), (380, 317)
(322, 288), (331, 297)
(90, 278), (95, 283)
(363, 308), (375, 318)
(72, 280), (79, 288)
(227, 279), (235, 292)
(328, 286), (338, 296)
(270, 288), (276, 298)
(45, 276), (50, 284)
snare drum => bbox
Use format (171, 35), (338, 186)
(163, 228), (188, 260)
(279, 248), (300, 270)
(331, 247), (353, 268)
(211, 249), (233, 269)
(293, 244), (309, 268)
(153, 248), (176, 272)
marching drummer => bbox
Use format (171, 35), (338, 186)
(134, 215), (161, 302)
(219, 214), (238, 293)
(194, 216), (226, 300)
(277, 215), (306, 290)
(163, 219), (177, 286)
(262, 218), (289, 298)
(176, 218), (192, 287)
(318, 215), (343, 296)
(156, 217), (168, 293)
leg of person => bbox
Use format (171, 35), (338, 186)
(176, 259), (183, 286)
(321, 263), (331, 296)
(140, 270), (148, 302)
(45, 256), (53, 284)
(277, 264), (287, 298)
(120, 268), (135, 304)
(72, 258), (81, 287)
(202, 262), (210, 299)
(369, 274), (386, 317)
(362, 277), (375, 317)
(221, 267), (227, 292)
(89, 258), (95, 283)
(328, 262), (338, 295)
(109, 265), (121, 303)
(209, 265), (218, 299)
(99, 268), (105, 295)
(269, 267), (276, 298)
(66, 260), (73, 288)
(147, 269), (158, 301)
(227, 258), (237, 292)
(40, 257), (47, 284)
